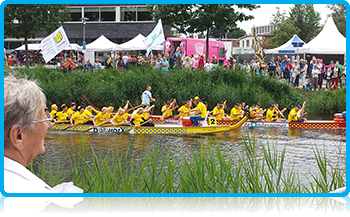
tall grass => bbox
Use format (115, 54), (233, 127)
(28, 133), (345, 193)
(5, 66), (302, 112)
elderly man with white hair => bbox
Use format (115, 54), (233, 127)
(4, 74), (82, 193)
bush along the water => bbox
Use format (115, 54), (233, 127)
(5, 66), (345, 114)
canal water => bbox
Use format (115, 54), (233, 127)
(36, 122), (346, 190)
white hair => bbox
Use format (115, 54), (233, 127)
(4, 74), (46, 145)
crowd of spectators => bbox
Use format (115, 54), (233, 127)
(5, 49), (346, 90)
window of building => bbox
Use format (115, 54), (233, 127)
(85, 7), (99, 22)
(69, 7), (82, 21)
(101, 7), (116, 21)
(137, 7), (152, 21)
(242, 41), (244, 48)
(120, 7), (136, 21)
(219, 48), (225, 58)
(246, 39), (249, 47)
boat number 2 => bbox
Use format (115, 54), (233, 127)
(209, 117), (217, 125)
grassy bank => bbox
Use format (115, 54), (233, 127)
(29, 133), (345, 193)
(5, 66), (345, 114)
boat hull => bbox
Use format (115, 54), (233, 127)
(51, 124), (231, 134)
(150, 116), (346, 129)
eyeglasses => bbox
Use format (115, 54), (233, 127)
(33, 118), (53, 124)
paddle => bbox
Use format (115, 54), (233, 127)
(122, 120), (150, 134)
(53, 116), (70, 125)
(61, 122), (84, 131)
(126, 104), (143, 113)
(160, 99), (176, 121)
(83, 119), (112, 132)
(274, 105), (285, 118)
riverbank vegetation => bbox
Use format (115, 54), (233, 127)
(5, 65), (345, 115)
(29, 133), (345, 193)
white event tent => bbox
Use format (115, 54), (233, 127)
(298, 17), (346, 54)
(15, 43), (82, 51)
(265, 34), (306, 54)
(116, 33), (163, 51)
(85, 35), (122, 52)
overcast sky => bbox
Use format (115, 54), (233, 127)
(237, 4), (333, 34)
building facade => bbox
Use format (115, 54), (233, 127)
(4, 4), (171, 50)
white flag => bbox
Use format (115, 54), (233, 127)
(40, 26), (70, 63)
(144, 19), (165, 56)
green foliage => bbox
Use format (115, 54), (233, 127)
(6, 66), (345, 115)
(148, 4), (259, 61)
(4, 4), (71, 67)
(327, 4), (346, 37)
(226, 27), (246, 39)
(289, 4), (321, 43)
(268, 7), (300, 48)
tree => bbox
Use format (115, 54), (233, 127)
(148, 4), (259, 61)
(289, 4), (321, 43)
(226, 28), (246, 39)
(327, 4), (346, 37)
(4, 4), (71, 67)
(268, 8), (299, 48)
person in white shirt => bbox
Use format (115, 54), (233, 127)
(191, 55), (196, 69)
(204, 58), (212, 71)
(311, 64), (320, 90)
(4, 74), (83, 193)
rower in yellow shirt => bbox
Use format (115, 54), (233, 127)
(230, 103), (244, 120)
(70, 106), (88, 125)
(50, 104), (58, 119)
(161, 99), (178, 119)
(93, 107), (109, 126)
(66, 102), (77, 117)
(266, 104), (278, 122)
(55, 105), (70, 123)
(176, 100), (192, 119)
(83, 106), (95, 125)
(189, 96), (207, 127)
(212, 101), (229, 121)
(288, 102), (307, 122)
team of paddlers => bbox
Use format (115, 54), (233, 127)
(47, 97), (307, 128)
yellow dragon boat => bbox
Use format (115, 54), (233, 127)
(50, 116), (248, 135)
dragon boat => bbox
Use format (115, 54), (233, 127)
(149, 114), (346, 129)
(50, 116), (248, 135)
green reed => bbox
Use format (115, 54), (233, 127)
(29, 132), (346, 193)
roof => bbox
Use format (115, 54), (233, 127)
(265, 34), (306, 54)
(298, 17), (346, 54)
(24, 22), (172, 43)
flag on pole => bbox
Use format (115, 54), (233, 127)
(144, 19), (165, 57)
(41, 26), (70, 63)
(251, 26), (265, 65)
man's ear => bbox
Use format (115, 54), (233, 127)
(9, 125), (24, 150)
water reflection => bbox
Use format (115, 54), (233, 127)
(39, 126), (346, 188)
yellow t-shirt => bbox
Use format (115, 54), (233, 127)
(71, 112), (87, 124)
(66, 108), (75, 116)
(194, 102), (207, 119)
(230, 107), (242, 120)
(83, 109), (93, 121)
(50, 110), (57, 118)
(212, 107), (224, 120)
(56, 111), (69, 123)
(132, 113), (143, 126)
(266, 108), (277, 122)
(288, 108), (298, 122)
(113, 113), (129, 124)
(161, 105), (173, 118)
(95, 112), (107, 125)
(178, 105), (191, 118)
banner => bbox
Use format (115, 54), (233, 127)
(251, 26), (265, 64)
(144, 19), (165, 56)
(41, 26), (70, 63)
